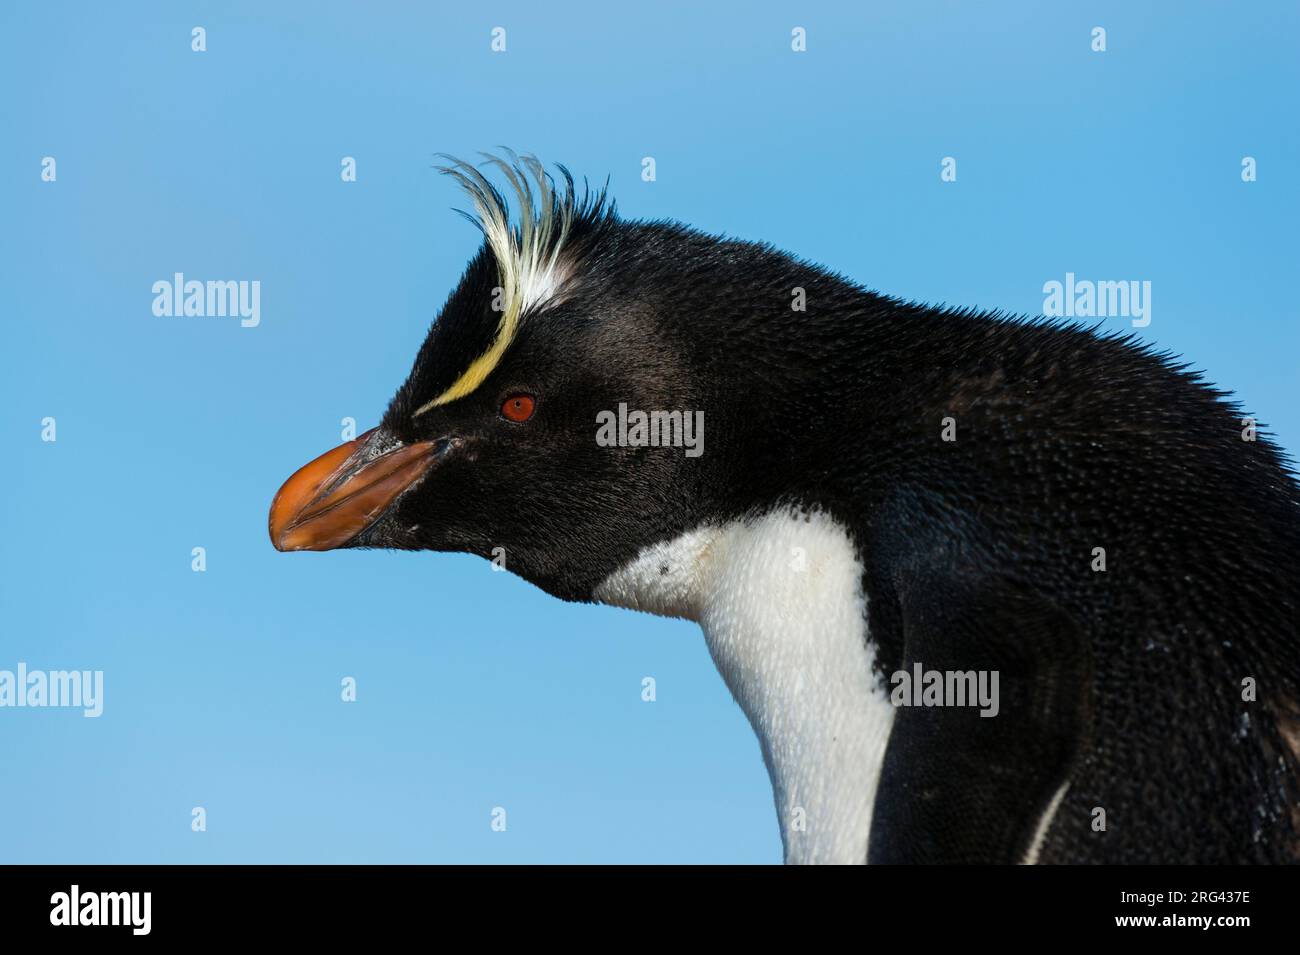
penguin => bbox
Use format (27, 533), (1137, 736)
(269, 153), (1300, 864)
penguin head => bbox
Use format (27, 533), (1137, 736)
(269, 154), (721, 601)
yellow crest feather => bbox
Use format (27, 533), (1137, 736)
(414, 152), (575, 415)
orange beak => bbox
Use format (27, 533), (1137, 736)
(269, 428), (437, 552)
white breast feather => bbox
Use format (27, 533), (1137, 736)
(594, 509), (895, 864)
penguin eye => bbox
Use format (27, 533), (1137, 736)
(501, 394), (536, 422)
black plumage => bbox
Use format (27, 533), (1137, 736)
(330, 156), (1300, 863)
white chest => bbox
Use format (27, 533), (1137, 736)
(594, 509), (895, 864)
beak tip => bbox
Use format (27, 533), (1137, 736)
(268, 488), (299, 552)
(269, 532), (303, 552)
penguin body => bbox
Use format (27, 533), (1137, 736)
(271, 155), (1300, 863)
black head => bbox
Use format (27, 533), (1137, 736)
(269, 153), (760, 600)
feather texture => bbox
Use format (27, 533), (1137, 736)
(414, 151), (587, 414)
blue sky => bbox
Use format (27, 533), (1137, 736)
(1, 1), (1296, 863)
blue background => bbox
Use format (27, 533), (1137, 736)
(1, 2), (1296, 863)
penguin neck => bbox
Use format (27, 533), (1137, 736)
(593, 508), (896, 864)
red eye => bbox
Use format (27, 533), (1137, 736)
(501, 394), (535, 422)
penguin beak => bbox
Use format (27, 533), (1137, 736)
(269, 428), (437, 552)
